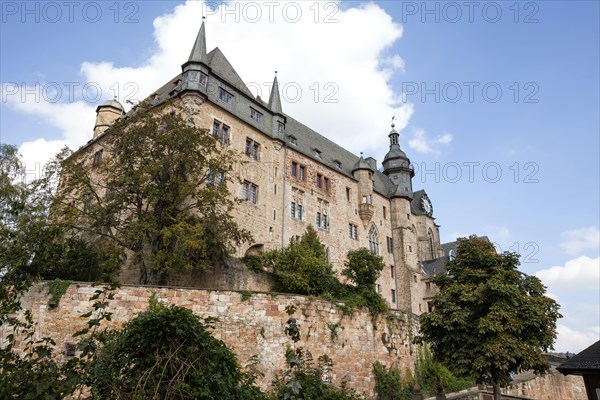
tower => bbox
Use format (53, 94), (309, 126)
(382, 121), (418, 313)
(180, 19), (210, 94)
(93, 99), (125, 139)
(352, 154), (375, 228)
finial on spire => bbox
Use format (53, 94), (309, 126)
(202, 16), (206, 22)
(360, 152), (363, 157)
(391, 116), (396, 129)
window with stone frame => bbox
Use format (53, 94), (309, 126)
(250, 108), (262, 122)
(348, 223), (358, 239)
(219, 87), (233, 105)
(316, 198), (330, 230)
(386, 236), (393, 253)
(92, 149), (103, 167)
(245, 138), (260, 160)
(368, 225), (379, 255)
(291, 187), (304, 220)
(242, 181), (258, 204)
(212, 120), (230, 144)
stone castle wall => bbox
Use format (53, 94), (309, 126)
(5, 282), (419, 395)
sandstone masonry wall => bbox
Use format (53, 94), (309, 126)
(5, 282), (419, 395)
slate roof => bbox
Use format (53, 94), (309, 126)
(557, 340), (600, 375)
(421, 257), (448, 277)
(86, 26), (400, 198)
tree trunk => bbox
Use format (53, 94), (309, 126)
(493, 382), (501, 400)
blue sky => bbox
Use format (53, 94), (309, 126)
(1, 1), (598, 352)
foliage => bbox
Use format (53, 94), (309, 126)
(87, 297), (265, 399)
(271, 306), (366, 400)
(372, 361), (413, 400)
(256, 226), (388, 317)
(342, 248), (385, 290)
(418, 236), (561, 400)
(0, 282), (119, 399)
(240, 290), (253, 301)
(414, 346), (474, 396)
(0, 144), (104, 284)
(46, 279), (72, 308)
(51, 102), (252, 285)
(267, 225), (340, 296)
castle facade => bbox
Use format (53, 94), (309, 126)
(81, 22), (445, 315)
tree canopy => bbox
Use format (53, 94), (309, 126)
(52, 103), (252, 284)
(418, 236), (561, 400)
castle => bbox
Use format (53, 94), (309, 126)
(80, 21), (449, 315)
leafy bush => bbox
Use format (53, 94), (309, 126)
(342, 248), (385, 289)
(415, 346), (475, 396)
(88, 297), (266, 399)
(372, 361), (413, 400)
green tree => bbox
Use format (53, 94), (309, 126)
(342, 248), (385, 290)
(0, 144), (108, 284)
(52, 103), (252, 285)
(372, 361), (413, 400)
(87, 296), (266, 399)
(418, 236), (561, 400)
(268, 225), (339, 296)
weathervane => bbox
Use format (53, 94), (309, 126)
(390, 116), (396, 128)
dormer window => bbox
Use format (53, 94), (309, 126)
(288, 135), (297, 145)
(250, 108), (262, 122)
(278, 121), (285, 134)
(219, 88), (233, 105)
(334, 160), (342, 169)
(314, 149), (322, 158)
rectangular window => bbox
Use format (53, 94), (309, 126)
(242, 181), (258, 204)
(323, 177), (329, 192)
(391, 289), (396, 303)
(199, 73), (208, 86)
(383, 206), (387, 219)
(288, 135), (297, 145)
(250, 108), (262, 122)
(245, 138), (260, 160)
(291, 162), (298, 177)
(219, 87), (233, 105)
(348, 223), (358, 239)
(212, 120), (230, 144)
(316, 212), (321, 228)
(387, 236), (393, 253)
(391, 265), (394, 278)
(322, 214), (328, 229)
(299, 165), (305, 180)
(290, 202), (296, 218)
(316, 174), (322, 189)
(346, 187), (351, 202)
(297, 204), (303, 220)
(278, 121), (285, 134)
(207, 169), (224, 186)
(92, 149), (103, 166)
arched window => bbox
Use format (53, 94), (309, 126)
(369, 225), (379, 255)
(428, 230), (435, 259)
(448, 249), (455, 261)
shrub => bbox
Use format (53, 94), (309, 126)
(88, 297), (266, 399)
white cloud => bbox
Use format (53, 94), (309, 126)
(408, 128), (453, 155)
(536, 256), (600, 292)
(554, 325), (600, 353)
(6, 0), (416, 172)
(560, 226), (600, 255)
(79, 0), (413, 158)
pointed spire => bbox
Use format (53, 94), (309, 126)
(268, 71), (283, 114)
(188, 18), (207, 64)
(389, 116), (399, 146)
